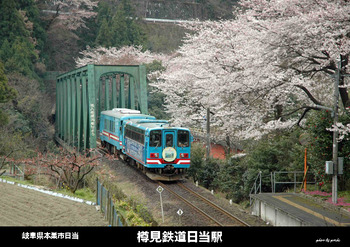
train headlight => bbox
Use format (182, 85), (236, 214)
(180, 153), (189, 158)
(162, 147), (177, 162)
(150, 153), (159, 158)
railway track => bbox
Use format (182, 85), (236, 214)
(97, 142), (250, 226)
(158, 181), (249, 226)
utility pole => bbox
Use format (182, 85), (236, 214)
(206, 107), (211, 159)
(331, 56), (341, 204)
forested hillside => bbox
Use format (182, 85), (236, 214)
(1, 0), (349, 206)
(0, 0), (233, 165)
(0, 0), (51, 160)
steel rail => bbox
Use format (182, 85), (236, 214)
(97, 141), (249, 226)
(158, 182), (224, 226)
(177, 182), (250, 226)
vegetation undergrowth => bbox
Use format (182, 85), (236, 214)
(87, 163), (157, 226)
(303, 190), (350, 212)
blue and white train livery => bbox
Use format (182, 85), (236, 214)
(100, 108), (192, 181)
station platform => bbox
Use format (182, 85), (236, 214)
(250, 193), (350, 226)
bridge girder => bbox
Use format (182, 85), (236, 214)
(55, 64), (148, 151)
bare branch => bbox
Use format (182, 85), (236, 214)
(294, 84), (323, 106)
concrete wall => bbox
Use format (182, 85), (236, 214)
(251, 196), (309, 226)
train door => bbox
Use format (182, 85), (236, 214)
(119, 120), (124, 150)
(163, 130), (175, 148)
(162, 130), (177, 162)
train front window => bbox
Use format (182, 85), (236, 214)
(178, 130), (189, 147)
(150, 130), (162, 147)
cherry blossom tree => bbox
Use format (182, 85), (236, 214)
(154, 20), (268, 141)
(37, 0), (98, 30)
(154, 0), (350, 141)
(234, 0), (350, 141)
(75, 45), (170, 79)
(75, 0), (350, 142)
(236, 0), (350, 111)
(328, 123), (350, 142)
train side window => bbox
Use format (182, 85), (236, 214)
(178, 130), (189, 147)
(150, 130), (162, 147)
(110, 120), (114, 132)
(126, 129), (130, 138)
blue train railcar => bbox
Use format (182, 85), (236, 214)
(123, 118), (192, 180)
(99, 108), (155, 153)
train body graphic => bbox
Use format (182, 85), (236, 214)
(100, 108), (192, 180)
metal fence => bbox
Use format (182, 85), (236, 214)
(272, 171), (317, 193)
(96, 178), (125, 226)
(250, 170), (318, 204)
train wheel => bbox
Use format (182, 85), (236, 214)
(129, 159), (136, 167)
(106, 143), (112, 154)
(101, 140), (106, 148)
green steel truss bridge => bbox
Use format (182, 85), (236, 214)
(55, 64), (148, 151)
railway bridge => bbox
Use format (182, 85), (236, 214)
(55, 64), (148, 151)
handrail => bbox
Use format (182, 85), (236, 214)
(249, 171), (262, 205)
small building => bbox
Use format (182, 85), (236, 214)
(193, 139), (243, 160)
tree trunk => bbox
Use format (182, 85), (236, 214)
(339, 54), (350, 108)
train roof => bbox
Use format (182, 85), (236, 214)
(101, 108), (155, 120)
(126, 118), (190, 131)
(126, 119), (169, 129)
(101, 108), (190, 131)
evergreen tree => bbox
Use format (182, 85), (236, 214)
(0, 0), (28, 46)
(5, 37), (38, 76)
(306, 111), (350, 191)
(96, 1), (112, 25)
(0, 61), (17, 126)
(111, 4), (129, 47)
(94, 0), (145, 48)
(0, 0), (43, 78)
(95, 18), (113, 47)
(18, 0), (47, 58)
(0, 62), (16, 103)
(0, 40), (11, 62)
